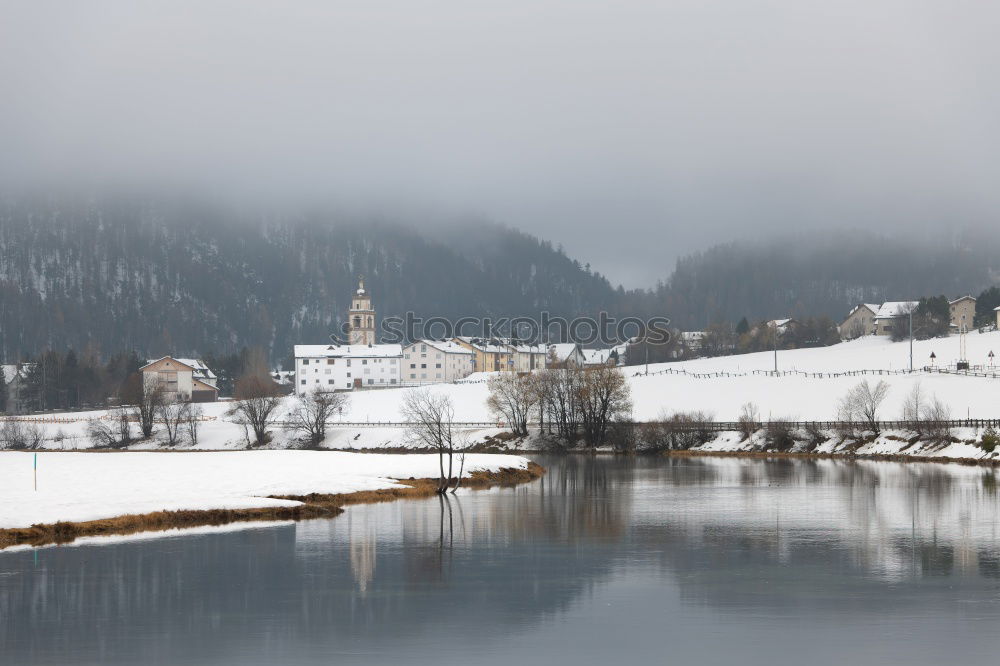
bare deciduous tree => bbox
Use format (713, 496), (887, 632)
(402, 389), (456, 493)
(577, 366), (632, 451)
(158, 399), (191, 447)
(838, 379), (890, 434)
(901, 382), (926, 434)
(122, 373), (165, 439)
(86, 406), (132, 449)
(227, 374), (283, 447)
(288, 389), (350, 447)
(737, 402), (760, 441)
(185, 403), (203, 447)
(486, 372), (535, 436)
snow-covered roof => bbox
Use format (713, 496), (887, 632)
(505, 342), (547, 354)
(846, 303), (879, 318)
(950, 295), (976, 305)
(455, 337), (511, 353)
(680, 331), (706, 341)
(407, 339), (473, 355)
(143, 357), (217, 385)
(768, 318), (793, 328)
(294, 344), (402, 358)
(582, 348), (614, 365)
(548, 343), (582, 361)
(875, 301), (918, 320)
(140, 356), (197, 372)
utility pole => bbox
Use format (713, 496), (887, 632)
(773, 323), (778, 373)
(909, 308), (913, 372)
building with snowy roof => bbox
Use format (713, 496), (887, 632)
(293, 344), (402, 394)
(874, 301), (918, 336)
(402, 340), (473, 383)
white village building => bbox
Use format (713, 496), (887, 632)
(294, 344), (401, 394)
(294, 278), (402, 394)
(402, 340), (473, 383)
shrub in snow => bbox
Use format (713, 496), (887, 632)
(0, 419), (43, 450)
(981, 427), (1000, 453)
(765, 418), (796, 452)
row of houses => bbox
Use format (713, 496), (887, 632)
(840, 296), (978, 339)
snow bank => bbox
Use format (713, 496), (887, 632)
(0, 450), (532, 530)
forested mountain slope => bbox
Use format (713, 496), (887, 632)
(1, 196), (996, 360)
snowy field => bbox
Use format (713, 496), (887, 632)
(0, 450), (532, 530)
(5, 330), (1000, 451)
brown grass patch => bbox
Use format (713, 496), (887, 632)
(0, 464), (544, 551)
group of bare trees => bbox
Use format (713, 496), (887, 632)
(486, 366), (632, 450)
(899, 381), (952, 440)
(0, 419), (44, 450)
(227, 376), (350, 448)
(86, 376), (205, 449)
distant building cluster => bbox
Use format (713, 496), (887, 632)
(840, 296), (976, 339)
(291, 279), (623, 395)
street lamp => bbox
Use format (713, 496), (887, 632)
(990, 350), (995, 368)
(929, 351), (936, 367)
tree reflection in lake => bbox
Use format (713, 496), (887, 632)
(3, 456), (1000, 665)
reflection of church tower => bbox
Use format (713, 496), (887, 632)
(348, 277), (376, 345)
(348, 513), (377, 595)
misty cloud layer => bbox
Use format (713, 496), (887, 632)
(2, 1), (999, 285)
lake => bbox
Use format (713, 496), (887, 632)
(3, 455), (1000, 665)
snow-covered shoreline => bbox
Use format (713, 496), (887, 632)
(0, 450), (534, 531)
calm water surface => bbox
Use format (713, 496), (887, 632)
(4, 455), (1000, 665)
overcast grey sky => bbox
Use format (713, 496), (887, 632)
(2, 1), (999, 286)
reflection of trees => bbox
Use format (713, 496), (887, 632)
(5, 456), (1000, 663)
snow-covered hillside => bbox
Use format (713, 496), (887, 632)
(6, 331), (1000, 451)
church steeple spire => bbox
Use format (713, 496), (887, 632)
(348, 276), (376, 345)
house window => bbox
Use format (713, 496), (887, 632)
(405, 353), (410, 359)
(421, 364), (426, 369)
(347, 360), (351, 367)
(303, 359), (309, 365)
(368, 379), (373, 385)
(410, 363), (416, 369)
(410, 373), (416, 379)
(435, 363), (441, 369)
(390, 359), (396, 365)
(347, 372), (351, 377)
(327, 359), (334, 365)
(328, 380), (334, 385)
(362, 359), (367, 365)
(300, 380), (306, 385)
(325, 369), (331, 375)
(421, 344), (426, 352)
(391, 379), (397, 385)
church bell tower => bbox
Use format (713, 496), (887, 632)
(348, 277), (376, 345)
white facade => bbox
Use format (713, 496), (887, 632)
(402, 340), (473, 383)
(294, 344), (402, 395)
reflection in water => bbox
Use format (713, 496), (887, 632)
(3, 456), (1000, 665)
